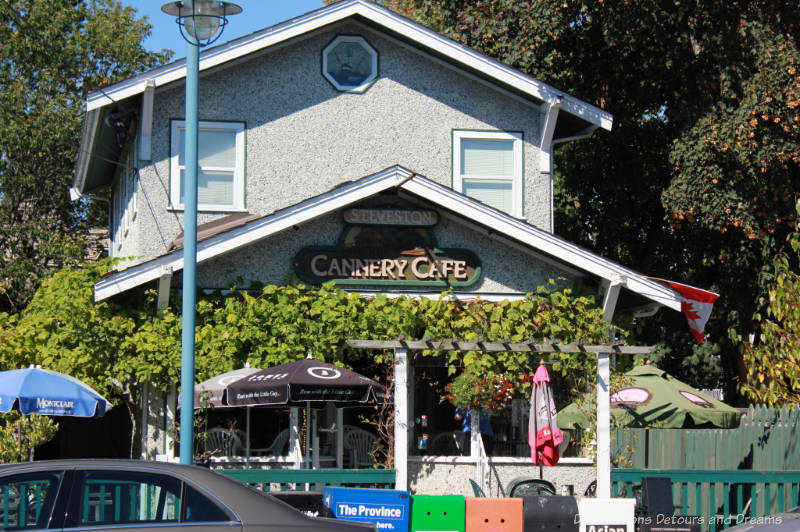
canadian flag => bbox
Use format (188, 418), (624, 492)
(667, 281), (719, 342)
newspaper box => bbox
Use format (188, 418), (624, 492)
(410, 494), (465, 532)
(465, 497), (523, 532)
(324, 486), (411, 532)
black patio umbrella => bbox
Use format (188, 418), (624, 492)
(223, 357), (387, 407)
(223, 356), (387, 467)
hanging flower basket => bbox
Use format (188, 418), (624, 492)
(444, 371), (515, 413)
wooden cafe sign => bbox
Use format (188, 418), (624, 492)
(294, 207), (481, 287)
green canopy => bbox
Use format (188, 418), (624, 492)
(558, 364), (741, 429)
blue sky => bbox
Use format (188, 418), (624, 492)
(126, 1), (326, 58)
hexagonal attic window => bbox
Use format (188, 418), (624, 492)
(322, 35), (378, 93)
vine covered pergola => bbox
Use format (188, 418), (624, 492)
(345, 337), (653, 498)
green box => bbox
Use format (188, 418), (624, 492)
(410, 494), (465, 532)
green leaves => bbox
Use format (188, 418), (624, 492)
(0, 261), (613, 434)
(389, 0), (800, 399)
(0, 412), (58, 464)
(740, 225), (800, 405)
(0, 0), (170, 314)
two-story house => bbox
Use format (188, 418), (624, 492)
(72, 0), (681, 494)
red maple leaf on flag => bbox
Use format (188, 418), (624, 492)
(665, 281), (719, 342)
(681, 301), (702, 321)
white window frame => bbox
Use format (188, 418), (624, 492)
(111, 145), (139, 255)
(452, 130), (523, 218)
(169, 120), (245, 212)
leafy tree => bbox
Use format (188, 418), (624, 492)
(0, 0), (170, 314)
(387, 0), (800, 401)
(739, 203), (800, 405)
(0, 413), (58, 463)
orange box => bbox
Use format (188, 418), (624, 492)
(465, 497), (523, 532)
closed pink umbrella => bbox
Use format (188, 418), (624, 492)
(528, 362), (564, 466)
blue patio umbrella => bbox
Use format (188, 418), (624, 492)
(0, 367), (112, 418)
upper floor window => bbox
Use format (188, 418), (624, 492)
(322, 35), (378, 93)
(112, 138), (139, 255)
(170, 120), (245, 212)
(452, 130), (523, 217)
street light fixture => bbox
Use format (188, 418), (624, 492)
(161, 0), (242, 46)
(161, 0), (241, 465)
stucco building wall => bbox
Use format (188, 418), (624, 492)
(126, 21), (547, 267)
(408, 457), (595, 498)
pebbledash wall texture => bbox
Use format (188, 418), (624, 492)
(120, 21), (548, 268)
(408, 456), (595, 498)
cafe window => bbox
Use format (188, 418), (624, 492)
(169, 120), (245, 212)
(412, 361), (533, 458)
(452, 130), (523, 217)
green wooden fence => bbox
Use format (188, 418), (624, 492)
(612, 405), (800, 470)
(612, 469), (800, 531)
(218, 468), (396, 492)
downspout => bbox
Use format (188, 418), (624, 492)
(601, 275), (624, 324)
(156, 266), (173, 316)
(551, 125), (600, 147)
(139, 79), (155, 162)
(539, 96), (563, 233)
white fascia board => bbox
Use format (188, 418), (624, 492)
(427, 205), (586, 279)
(94, 166), (413, 301)
(398, 178), (681, 311)
(73, 108), (101, 191)
(84, 0), (612, 131)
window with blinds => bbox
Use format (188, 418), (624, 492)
(453, 130), (522, 217)
(170, 120), (245, 211)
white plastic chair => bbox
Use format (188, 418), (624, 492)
(343, 428), (377, 468)
(201, 427), (242, 456)
(260, 428), (290, 457)
(430, 431), (462, 455)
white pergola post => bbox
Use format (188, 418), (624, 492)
(596, 353), (611, 498)
(394, 348), (408, 491)
(289, 407), (301, 469)
(470, 411), (481, 459)
(336, 408), (344, 468)
(599, 277), (623, 498)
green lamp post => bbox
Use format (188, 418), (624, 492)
(160, 0), (242, 465)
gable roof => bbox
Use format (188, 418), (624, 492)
(94, 165), (680, 314)
(75, 0), (613, 197)
(84, 0), (611, 128)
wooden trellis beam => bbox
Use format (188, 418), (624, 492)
(345, 338), (653, 355)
